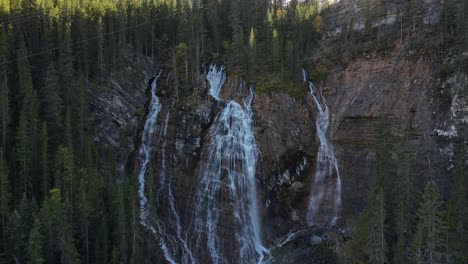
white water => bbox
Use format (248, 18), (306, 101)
(138, 73), (162, 234)
(155, 110), (196, 264)
(207, 64), (226, 100)
(191, 65), (267, 263)
(302, 69), (342, 227)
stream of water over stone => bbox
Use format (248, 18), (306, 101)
(302, 69), (342, 227)
(190, 65), (267, 264)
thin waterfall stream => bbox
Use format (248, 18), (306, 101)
(302, 69), (342, 227)
(138, 73), (162, 234)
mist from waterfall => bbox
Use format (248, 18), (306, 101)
(302, 69), (342, 227)
(190, 65), (267, 264)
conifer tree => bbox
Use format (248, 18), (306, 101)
(366, 187), (387, 264)
(16, 36), (34, 111)
(10, 194), (37, 263)
(27, 218), (45, 264)
(40, 188), (79, 264)
(0, 148), (10, 252)
(393, 131), (416, 263)
(40, 123), (48, 200)
(248, 28), (256, 80)
(446, 129), (468, 263)
(16, 110), (31, 197)
(412, 181), (445, 264)
(0, 26), (9, 150)
(54, 146), (74, 204)
(41, 63), (63, 143)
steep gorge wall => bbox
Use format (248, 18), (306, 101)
(322, 48), (458, 221)
(86, 41), (465, 264)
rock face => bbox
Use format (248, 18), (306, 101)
(88, 46), (464, 262)
(322, 0), (442, 38)
(270, 228), (341, 264)
(322, 48), (459, 220)
(88, 53), (155, 177)
(135, 70), (319, 262)
(110, 47), (464, 263)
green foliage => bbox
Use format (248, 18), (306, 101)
(9, 194), (37, 263)
(15, 110), (31, 197)
(411, 181), (446, 264)
(27, 218), (44, 264)
(347, 187), (387, 264)
(310, 64), (329, 82)
(54, 146), (74, 203)
(365, 187), (387, 264)
(41, 63), (63, 143)
(0, 148), (10, 251)
(446, 129), (468, 263)
(256, 75), (306, 98)
(40, 189), (79, 264)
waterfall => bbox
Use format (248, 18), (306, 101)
(154, 110), (196, 264)
(302, 69), (342, 227)
(138, 72), (162, 234)
(191, 65), (267, 264)
(207, 64), (226, 100)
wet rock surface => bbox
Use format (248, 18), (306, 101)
(269, 228), (342, 264)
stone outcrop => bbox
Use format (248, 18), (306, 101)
(88, 52), (155, 177)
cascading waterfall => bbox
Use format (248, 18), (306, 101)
(138, 73), (162, 234)
(302, 69), (342, 227)
(191, 65), (267, 264)
(207, 64), (226, 100)
(155, 110), (196, 264)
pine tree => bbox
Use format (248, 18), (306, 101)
(0, 148), (10, 252)
(40, 188), (79, 264)
(0, 26), (9, 149)
(272, 28), (280, 69)
(41, 63), (63, 144)
(10, 194), (37, 263)
(27, 218), (45, 264)
(112, 183), (129, 263)
(366, 187), (387, 264)
(97, 16), (104, 84)
(247, 28), (256, 80)
(446, 130), (468, 262)
(64, 108), (73, 151)
(40, 123), (48, 200)
(411, 181), (445, 264)
(393, 131), (416, 263)
(54, 146), (74, 204)
(29, 89), (40, 199)
(16, 36), (34, 111)
(16, 110), (31, 197)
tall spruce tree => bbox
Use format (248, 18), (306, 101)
(0, 148), (10, 252)
(27, 218), (45, 264)
(40, 188), (79, 264)
(412, 181), (445, 264)
(366, 187), (387, 264)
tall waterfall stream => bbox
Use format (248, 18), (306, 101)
(302, 69), (342, 227)
(191, 65), (267, 264)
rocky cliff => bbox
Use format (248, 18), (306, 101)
(87, 49), (465, 262)
(86, 10), (467, 263)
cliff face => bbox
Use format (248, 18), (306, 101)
(88, 53), (155, 177)
(322, 47), (460, 221)
(88, 48), (465, 262)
